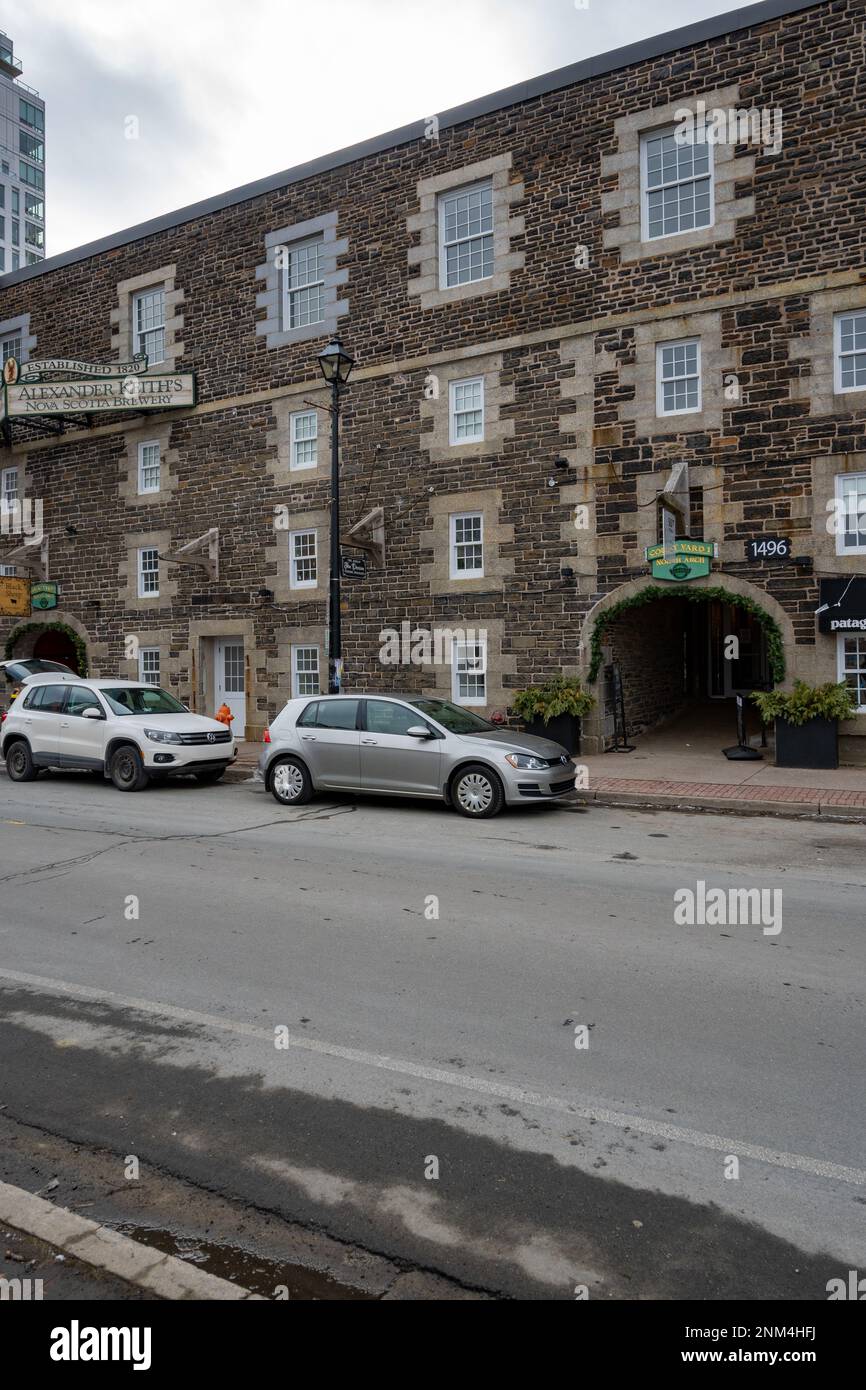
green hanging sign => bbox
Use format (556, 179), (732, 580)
(31, 580), (59, 610)
(646, 538), (715, 582)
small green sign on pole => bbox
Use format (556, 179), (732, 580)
(645, 538), (715, 582)
(31, 580), (59, 610)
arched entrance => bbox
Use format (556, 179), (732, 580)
(32, 627), (80, 672)
(578, 577), (793, 755)
(4, 616), (89, 677)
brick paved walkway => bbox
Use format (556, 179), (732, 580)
(581, 776), (866, 810)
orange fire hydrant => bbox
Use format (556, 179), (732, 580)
(215, 703), (234, 729)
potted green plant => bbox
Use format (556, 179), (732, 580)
(751, 681), (857, 770)
(511, 676), (595, 755)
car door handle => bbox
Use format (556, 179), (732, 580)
(361, 738), (378, 745)
(60, 722), (69, 728)
(301, 734), (317, 741)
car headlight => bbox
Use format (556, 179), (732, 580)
(504, 752), (549, 770)
(144, 729), (183, 744)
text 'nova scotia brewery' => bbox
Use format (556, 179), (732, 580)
(1, 0), (865, 761)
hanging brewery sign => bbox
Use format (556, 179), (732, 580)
(646, 538), (716, 582)
(5, 373), (196, 417)
(17, 355), (149, 382)
(341, 551), (367, 580)
(30, 579), (59, 610)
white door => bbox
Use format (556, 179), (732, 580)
(214, 639), (246, 738)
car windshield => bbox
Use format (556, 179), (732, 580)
(408, 698), (495, 734)
(100, 687), (188, 716)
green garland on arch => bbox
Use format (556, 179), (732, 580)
(4, 620), (89, 677)
(587, 584), (785, 686)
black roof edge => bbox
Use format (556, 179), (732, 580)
(1, 0), (825, 289)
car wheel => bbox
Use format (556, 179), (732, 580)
(451, 763), (504, 819)
(6, 740), (37, 782)
(269, 756), (312, 806)
(193, 768), (225, 785)
(110, 745), (149, 792)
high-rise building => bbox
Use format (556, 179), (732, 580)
(0, 31), (45, 276)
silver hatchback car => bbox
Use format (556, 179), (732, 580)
(259, 693), (576, 818)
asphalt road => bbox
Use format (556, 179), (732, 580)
(0, 769), (863, 1299)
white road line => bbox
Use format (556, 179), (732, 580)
(2, 965), (864, 1188)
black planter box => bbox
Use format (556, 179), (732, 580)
(774, 716), (838, 770)
(522, 713), (580, 755)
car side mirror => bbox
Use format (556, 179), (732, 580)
(82, 706), (105, 720)
(406, 725), (433, 739)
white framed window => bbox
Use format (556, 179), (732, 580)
(282, 237), (324, 330)
(292, 645), (320, 697)
(838, 634), (866, 712)
(450, 512), (484, 579)
(449, 377), (485, 444)
(657, 339), (702, 415)
(1, 331), (22, 364)
(834, 473), (866, 555)
(133, 287), (166, 364)
(641, 126), (713, 242)
(439, 181), (494, 289)
(137, 440), (161, 494)
(290, 410), (318, 470)
(1, 464), (18, 517)
(137, 546), (160, 598)
(835, 311), (866, 394)
(452, 638), (487, 706)
(0, 565), (15, 577)
(138, 647), (161, 685)
(289, 529), (318, 589)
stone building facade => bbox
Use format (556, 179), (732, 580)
(1, 0), (865, 757)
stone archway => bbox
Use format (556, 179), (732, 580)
(576, 575), (797, 755)
(4, 611), (96, 676)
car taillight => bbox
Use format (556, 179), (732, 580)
(263, 728), (270, 743)
(0, 711), (5, 722)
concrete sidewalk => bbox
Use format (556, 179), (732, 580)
(571, 704), (866, 820)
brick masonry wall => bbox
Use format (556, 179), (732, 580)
(1, 0), (865, 745)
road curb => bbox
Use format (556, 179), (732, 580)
(563, 790), (866, 823)
(0, 1180), (263, 1300)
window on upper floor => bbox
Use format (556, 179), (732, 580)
(289, 529), (318, 589)
(134, 287), (166, 364)
(282, 236), (325, 331)
(450, 512), (484, 579)
(290, 410), (318, 470)
(449, 377), (485, 444)
(439, 181), (494, 289)
(138, 441), (161, 495)
(835, 473), (866, 556)
(24, 222), (43, 249)
(641, 127), (713, 242)
(657, 339), (702, 416)
(835, 311), (866, 394)
(1, 465), (18, 517)
(11, 188), (18, 214)
(19, 161), (43, 191)
(11, 219), (18, 247)
(19, 130), (43, 163)
(19, 98), (44, 132)
(24, 193), (42, 221)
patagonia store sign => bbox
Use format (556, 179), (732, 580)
(1, 354), (195, 417)
(818, 577), (866, 633)
(646, 538), (716, 582)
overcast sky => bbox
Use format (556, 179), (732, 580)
(5, 0), (749, 257)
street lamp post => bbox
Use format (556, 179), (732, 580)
(317, 337), (355, 694)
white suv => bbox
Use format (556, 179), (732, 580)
(2, 676), (237, 791)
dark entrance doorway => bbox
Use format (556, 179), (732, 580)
(603, 595), (770, 745)
(32, 627), (82, 674)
